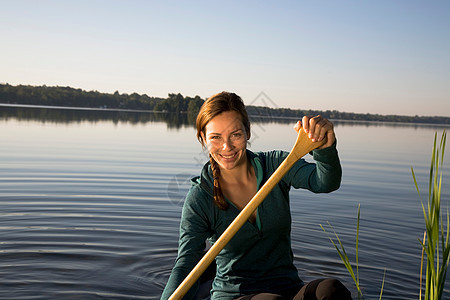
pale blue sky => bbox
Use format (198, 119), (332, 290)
(1, 1), (449, 116)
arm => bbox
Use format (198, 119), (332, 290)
(278, 141), (341, 193)
(161, 187), (211, 300)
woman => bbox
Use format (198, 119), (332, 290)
(161, 92), (351, 300)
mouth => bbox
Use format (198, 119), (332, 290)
(219, 152), (238, 159)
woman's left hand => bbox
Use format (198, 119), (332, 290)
(293, 115), (336, 149)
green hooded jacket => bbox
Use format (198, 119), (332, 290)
(161, 144), (341, 299)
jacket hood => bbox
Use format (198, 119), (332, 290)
(190, 161), (215, 198)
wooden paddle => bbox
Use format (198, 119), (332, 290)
(168, 127), (326, 299)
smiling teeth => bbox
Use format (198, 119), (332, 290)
(222, 154), (235, 159)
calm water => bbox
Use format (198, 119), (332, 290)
(1, 106), (449, 299)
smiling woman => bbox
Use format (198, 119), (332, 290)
(203, 111), (255, 217)
(196, 93), (252, 211)
(161, 92), (350, 300)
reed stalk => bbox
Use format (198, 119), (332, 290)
(412, 130), (449, 300)
(420, 231), (426, 300)
(321, 204), (386, 299)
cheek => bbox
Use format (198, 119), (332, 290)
(237, 139), (248, 149)
(205, 140), (217, 152)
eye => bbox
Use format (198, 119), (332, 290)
(232, 132), (244, 139)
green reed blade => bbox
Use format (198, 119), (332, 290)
(411, 168), (421, 197)
(320, 223), (361, 297)
(356, 204), (360, 288)
(378, 269), (386, 300)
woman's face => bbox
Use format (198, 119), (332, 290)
(203, 110), (250, 171)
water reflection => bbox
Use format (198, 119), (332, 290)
(0, 105), (194, 129)
(1, 105), (449, 130)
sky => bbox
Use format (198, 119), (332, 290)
(1, 0), (449, 117)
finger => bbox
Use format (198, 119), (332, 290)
(315, 122), (330, 142)
(316, 120), (336, 147)
(311, 118), (328, 142)
(307, 115), (322, 139)
(293, 121), (301, 133)
(302, 116), (310, 133)
(318, 128), (336, 149)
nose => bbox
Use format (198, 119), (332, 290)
(222, 138), (234, 151)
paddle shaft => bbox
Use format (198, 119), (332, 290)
(168, 128), (325, 299)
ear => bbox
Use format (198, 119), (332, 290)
(246, 129), (251, 141)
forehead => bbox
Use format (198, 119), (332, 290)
(205, 111), (244, 134)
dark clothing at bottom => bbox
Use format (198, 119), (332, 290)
(234, 278), (352, 300)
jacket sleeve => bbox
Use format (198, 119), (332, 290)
(160, 186), (211, 300)
(279, 141), (342, 193)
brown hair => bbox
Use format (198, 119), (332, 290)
(196, 91), (250, 210)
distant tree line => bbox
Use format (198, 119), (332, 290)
(246, 105), (450, 124)
(1, 83), (449, 124)
(0, 84), (204, 115)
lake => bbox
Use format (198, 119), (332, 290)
(0, 105), (449, 299)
